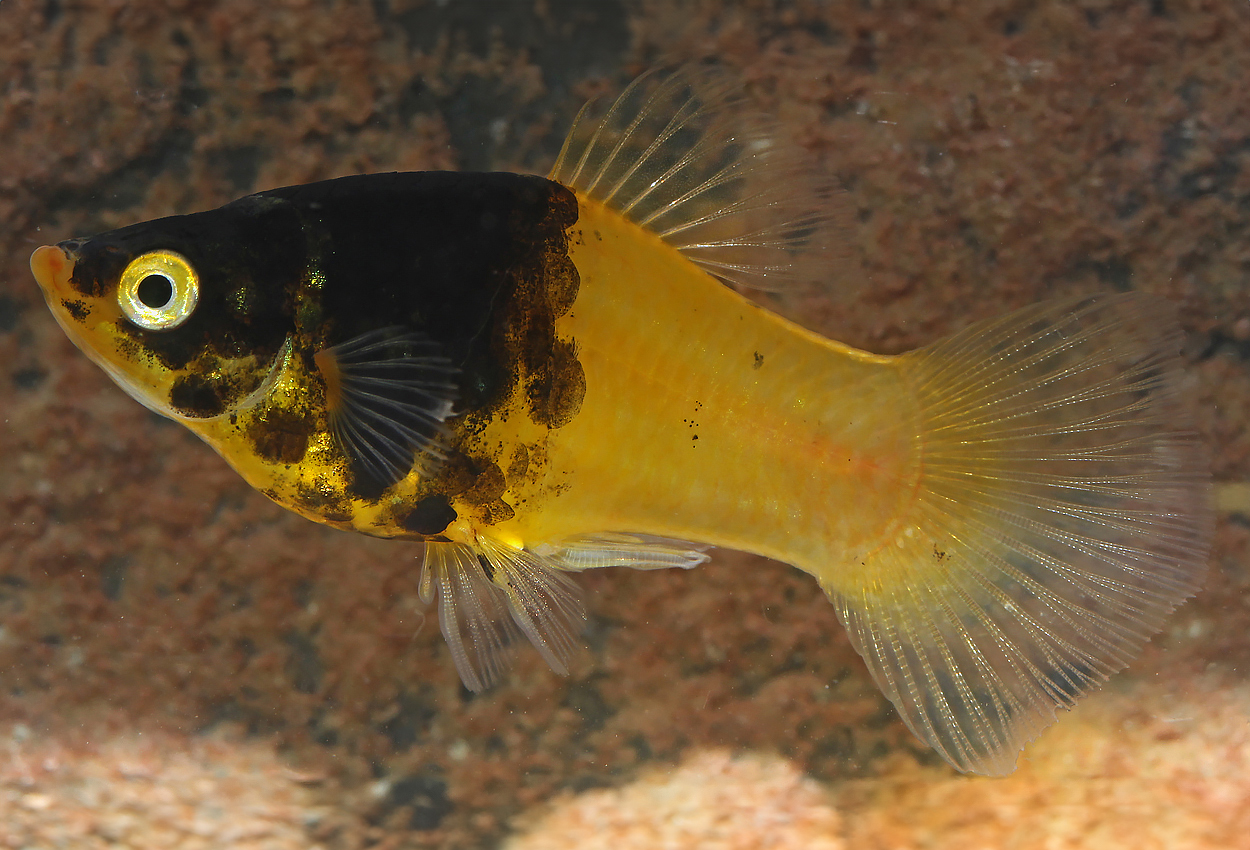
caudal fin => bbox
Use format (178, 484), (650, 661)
(828, 293), (1211, 775)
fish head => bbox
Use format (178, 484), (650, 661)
(31, 209), (296, 421)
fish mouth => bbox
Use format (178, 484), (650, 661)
(29, 243), (89, 347)
(30, 244), (74, 299)
(30, 243), (148, 412)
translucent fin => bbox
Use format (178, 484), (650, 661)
(828, 293), (1211, 775)
(550, 66), (850, 291)
(315, 328), (457, 488)
(420, 537), (586, 692)
(535, 532), (711, 571)
(419, 541), (520, 692)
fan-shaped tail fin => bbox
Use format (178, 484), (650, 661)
(825, 293), (1211, 774)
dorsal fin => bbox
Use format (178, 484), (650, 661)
(550, 65), (851, 291)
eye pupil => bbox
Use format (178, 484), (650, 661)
(118, 250), (198, 331)
(136, 273), (174, 309)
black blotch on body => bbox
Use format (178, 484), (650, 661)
(350, 465), (396, 502)
(459, 461), (514, 524)
(753, 351), (764, 369)
(279, 172), (579, 428)
(170, 357), (278, 421)
(293, 483), (354, 525)
(170, 372), (226, 417)
(544, 252), (580, 316)
(402, 493), (458, 536)
(526, 338), (586, 428)
(62, 299), (89, 322)
(417, 450), (517, 527)
(503, 211), (586, 430)
(249, 407), (313, 464)
(114, 336), (142, 360)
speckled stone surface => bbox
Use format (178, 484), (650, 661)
(2, 1), (1249, 847)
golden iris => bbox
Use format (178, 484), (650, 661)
(118, 250), (199, 331)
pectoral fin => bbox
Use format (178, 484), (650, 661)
(315, 328), (458, 489)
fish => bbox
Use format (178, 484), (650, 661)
(30, 67), (1212, 775)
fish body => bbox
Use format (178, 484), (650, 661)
(31, 68), (1212, 775)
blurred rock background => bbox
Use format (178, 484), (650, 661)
(1, 1), (1248, 847)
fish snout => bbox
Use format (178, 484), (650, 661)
(29, 244), (74, 297)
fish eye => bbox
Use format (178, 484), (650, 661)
(118, 250), (199, 331)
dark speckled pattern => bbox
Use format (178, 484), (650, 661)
(3, 2), (1250, 847)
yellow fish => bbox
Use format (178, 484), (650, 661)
(30, 68), (1211, 774)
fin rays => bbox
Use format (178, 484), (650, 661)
(420, 537), (586, 693)
(551, 66), (851, 291)
(419, 533), (709, 691)
(318, 328), (458, 488)
(415, 294), (1208, 777)
(829, 293), (1211, 775)
(536, 532), (711, 572)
